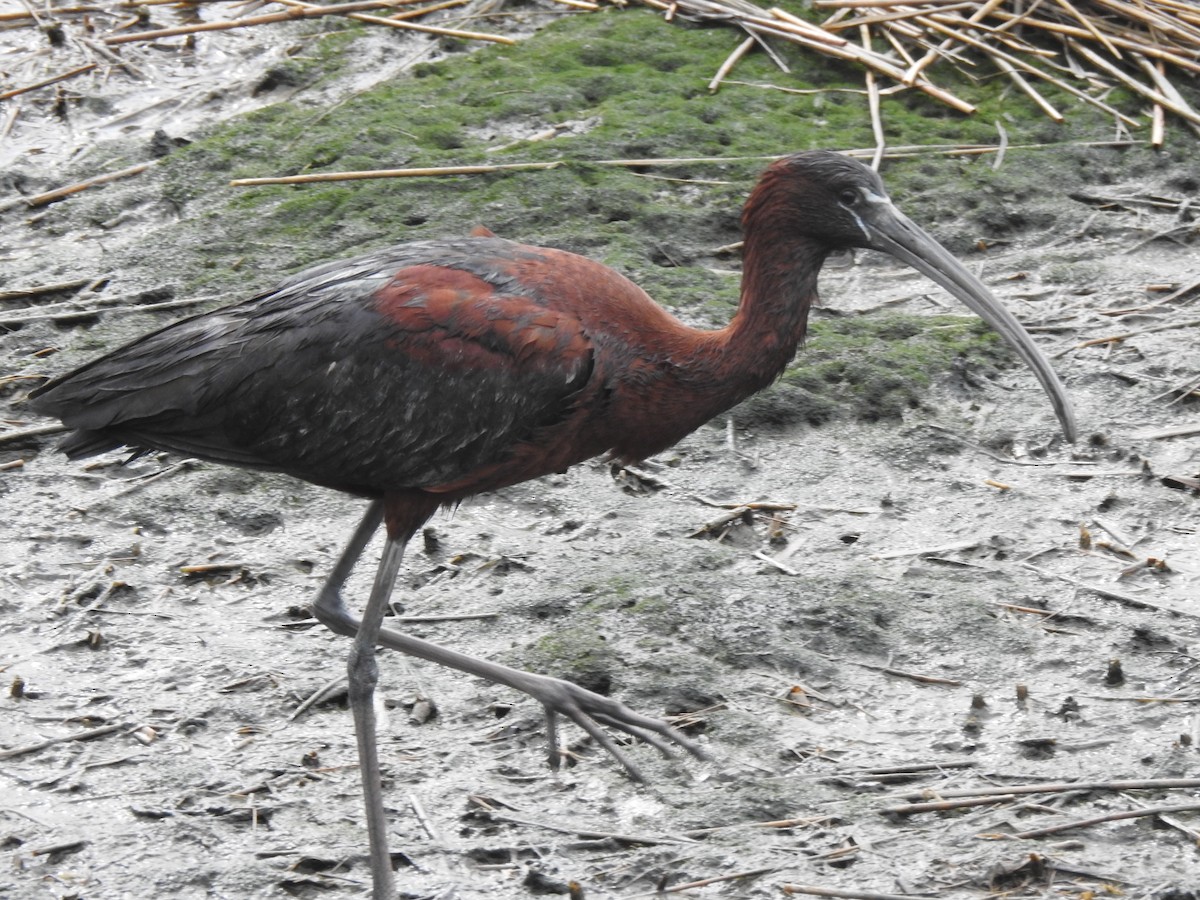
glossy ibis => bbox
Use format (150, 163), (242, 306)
(30, 150), (1076, 898)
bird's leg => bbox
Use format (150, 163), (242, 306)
(310, 498), (435, 900)
(347, 534), (407, 900)
(311, 501), (706, 785)
(313, 499), (384, 621)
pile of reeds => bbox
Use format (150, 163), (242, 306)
(631, 0), (1200, 146)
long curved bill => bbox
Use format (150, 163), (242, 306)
(859, 199), (1077, 443)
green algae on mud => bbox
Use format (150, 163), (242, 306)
(521, 623), (617, 692)
(735, 315), (1009, 430)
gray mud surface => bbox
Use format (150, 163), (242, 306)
(2, 4), (1200, 899)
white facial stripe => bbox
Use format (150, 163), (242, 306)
(842, 189), (893, 241)
(846, 190), (895, 241)
(848, 209), (870, 241)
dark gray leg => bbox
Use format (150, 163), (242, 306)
(311, 500), (706, 796)
(312, 499), (384, 625)
(347, 534), (406, 899)
(310, 500), (402, 899)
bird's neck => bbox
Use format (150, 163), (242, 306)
(604, 214), (829, 463)
(713, 223), (826, 392)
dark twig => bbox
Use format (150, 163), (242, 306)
(627, 867), (777, 896)
(853, 660), (962, 685)
(488, 811), (697, 844)
(0, 163), (153, 212)
(0, 423), (67, 445)
(0, 296), (211, 326)
(0, 63), (97, 101)
(889, 777), (1200, 802)
(1022, 563), (1200, 620)
(1002, 802), (1200, 839)
(883, 794), (1018, 815)
(779, 883), (933, 900)
(0, 723), (126, 760)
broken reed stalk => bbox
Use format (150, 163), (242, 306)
(812, 0), (968, 6)
(853, 661), (963, 685)
(889, 777), (1200, 802)
(882, 793), (1019, 815)
(0, 423), (69, 446)
(901, 0), (1008, 84)
(377, 0), (474, 20)
(779, 884), (921, 900)
(1004, 801), (1200, 839)
(227, 140), (1140, 188)
(100, 0), (413, 42)
(822, 3), (975, 31)
(991, 10), (1200, 74)
(1054, 0), (1122, 58)
(274, 0), (487, 34)
(709, 35), (757, 91)
(992, 55), (1063, 123)
(628, 867), (777, 895)
(1072, 41), (1200, 127)
(0, 63), (98, 101)
(101, 0), (513, 45)
(663, 0), (976, 110)
(1076, 318), (1200, 349)
(748, 14), (979, 112)
(0, 104), (18, 142)
(0, 296), (211, 326)
(0, 723), (126, 760)
(1, 162), (153, 212)
(683, 815), (834, 836)
(487, 811), (694, 845)
(231, 161), (564, 186)
(1135, 55), (1200, 138)
(860, 24), (885, 169)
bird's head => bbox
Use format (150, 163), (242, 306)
(745, 150), (897, 250)
(744, 150), (1077, 443)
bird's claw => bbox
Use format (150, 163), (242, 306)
(521, 672), (709, 781)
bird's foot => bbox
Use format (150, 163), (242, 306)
(516, 670), (709, 782)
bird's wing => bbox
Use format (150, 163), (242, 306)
(32, 242), (600, 494)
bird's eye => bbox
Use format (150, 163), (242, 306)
(838, 189), (860, 206)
